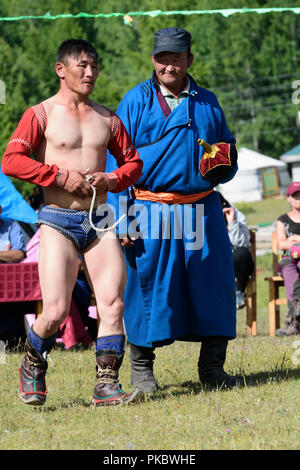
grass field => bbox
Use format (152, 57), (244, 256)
(0, 197), (299, 451)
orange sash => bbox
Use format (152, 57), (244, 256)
(132, 187), (213, 204)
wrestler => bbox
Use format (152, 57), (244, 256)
(1, 39), (143, 406)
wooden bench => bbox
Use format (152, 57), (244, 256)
(264, 231), (287, 336)
(245, 229), (257, 336)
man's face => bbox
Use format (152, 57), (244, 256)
(56, 52), (99, 96)
(152, 51), (193, 92)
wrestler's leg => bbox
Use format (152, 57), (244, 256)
(19, 225), (79, 405)
(34, 224), (79, 338)
(83, 232), (142, 405)
(83, 231), (126, 337)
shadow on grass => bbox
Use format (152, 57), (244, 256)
(146, 366), (300, 401)
(30, 368), (300, 409)
(240, 367), (300, 386)
(32, 397), (91, 412)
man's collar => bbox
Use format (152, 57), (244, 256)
(159, 76), (190, 98)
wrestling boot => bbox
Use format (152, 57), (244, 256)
(198, 337), (240, 389)
(90, 350), (144, 406)
(18, 338), (48, 406)
(129, 343), (158, 394)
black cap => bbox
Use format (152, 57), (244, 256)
(152, 28), (192, 55)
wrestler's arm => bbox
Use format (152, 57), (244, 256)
(1, 108), (60, 186)
(107, 114), (143, 193)
(88, 113), (143, 195)
(1, 108), (92, 197)
(108, 114), (143, 246)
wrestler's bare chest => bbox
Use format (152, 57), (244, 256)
(38, 102), (111, 173)
(37, 100), (111, 209)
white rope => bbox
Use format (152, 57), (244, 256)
(86, 175), (126, 233)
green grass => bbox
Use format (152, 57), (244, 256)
(0, 197), (299, 451)
(235, 195), (290, 227)
(0, 334), (299, 450)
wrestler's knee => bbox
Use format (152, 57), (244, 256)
(110, 296), (124, 318)
(100, 295), (124, 324)
(40, 300), (70, 331)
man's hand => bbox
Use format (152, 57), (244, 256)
(223, 206), (235, 224)
(120, 237), (135, 248)
(60, 170), (93, 198)
(82, 170), (108, 195)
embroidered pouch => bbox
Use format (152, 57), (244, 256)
(198, 139), (237, 184)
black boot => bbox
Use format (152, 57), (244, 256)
(129, 343), (158, 393)
(198, 337), (240, 389)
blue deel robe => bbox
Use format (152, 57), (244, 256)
(105, 72), (238, 348)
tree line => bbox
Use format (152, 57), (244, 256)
(0, 0), (299, 197)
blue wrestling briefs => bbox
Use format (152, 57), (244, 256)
(38, 205), (110, 251)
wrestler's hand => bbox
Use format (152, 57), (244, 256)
(82, 170), (108, 195)
(120, 237), (135, 247)
(62, 170), (93, 197)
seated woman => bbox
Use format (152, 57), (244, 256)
(276, 182), (300, 336)
(217, 192), (254, 310)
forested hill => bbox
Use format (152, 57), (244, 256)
(0, 0), (299, 196)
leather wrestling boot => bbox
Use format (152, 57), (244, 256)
(198, 337), (240, 390)
(18, 338), (48, 406)
(130, 343), (158, 394)
(90, 350), (144, 406)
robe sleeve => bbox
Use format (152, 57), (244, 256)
(106, 112), (143, 193)
(1, 106), (59, 187)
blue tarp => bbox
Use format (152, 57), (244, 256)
(0, 168), (38, 224)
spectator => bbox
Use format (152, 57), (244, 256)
(0, 204), (26, 263)
(218, 192), (254, 310)
(275, 182), (300, 336)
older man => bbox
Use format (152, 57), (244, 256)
(2, 39), (143, 406)
(106, 28), (239, 396)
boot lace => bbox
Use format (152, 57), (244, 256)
(96, 366), (119, 384)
